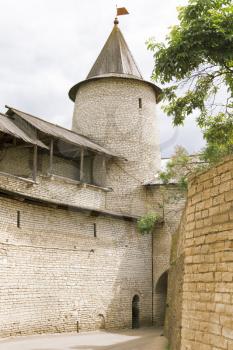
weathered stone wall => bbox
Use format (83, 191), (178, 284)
(0, 147), (32, 178)
(0, 147), (81, 182)
(152, 186), (186, 328)
(165, 209), (186, 350)
(168, 156), (233, 350)
(0, 172), (107, 210)
(72, 77), (161, 216)
(0, 195), (153, 337)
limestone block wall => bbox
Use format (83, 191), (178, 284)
(168, 156), (233, 350)
(0, 196), (153, 337)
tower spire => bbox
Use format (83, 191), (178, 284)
(114, 17), (119, 26)
(86, 20), (142, 80)
(114, 6), (129, 25)
(68, 10), (162, 103)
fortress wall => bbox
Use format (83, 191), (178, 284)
(167, 156), (233, 350)
(164, 210), (186, 350)
(152, 186), (186, 328)
(0, 170), (107, 211)
(0, 196), (153, 337)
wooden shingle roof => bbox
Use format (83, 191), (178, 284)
(5, 107), (122, 158)
(69, 22), (162, 103)
(87, 23), (143, 80)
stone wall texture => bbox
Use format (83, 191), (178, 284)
(151, 186), (186, 328)
(0, 75), (187, 338)
(72, 77), (161, 216)
(0, 196), (153, 337)
(0, 175), (185, 337)
(167, 156), (233, 350)
(165, 209), (186, 350)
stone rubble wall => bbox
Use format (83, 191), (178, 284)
(72, 78), (161, 216)
(0, 180), (185, 338)
(0, 147), (80, 181)
(0, 172), (107, 210)
(152, 186), (186, 328)
(165, 209), (186, 350)
(0, 196), (153, 337)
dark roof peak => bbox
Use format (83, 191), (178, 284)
(87, 23), (143, 80)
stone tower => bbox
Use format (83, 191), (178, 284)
(69, 19), (162, 215)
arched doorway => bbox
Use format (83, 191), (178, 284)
(155, 271), (168, 326)
(132, 295), (140, 329)
(95, 314), (105, 330)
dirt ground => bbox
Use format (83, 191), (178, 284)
(0, 327), (168, 350)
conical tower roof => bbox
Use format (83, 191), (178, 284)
(69, 20), (162, 102)
(87, 22), (143, 80)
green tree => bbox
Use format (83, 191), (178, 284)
(137, 212), (161, 235)
(147, 0), (233, 163)
(158, 146), (205, 190)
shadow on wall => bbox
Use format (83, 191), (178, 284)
(132, 295), (140, 329)
(154, 271), (168, 327)
(96, 221), (153, 331)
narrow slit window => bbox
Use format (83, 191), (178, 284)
(93, 223), (97, 238)
(139, 98), (142, 109)
(17, 211), (21, 228)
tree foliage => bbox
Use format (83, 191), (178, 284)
(137, 212), (161, 235)
(158, 146), (204, 190)
(147, 0), (233, 162)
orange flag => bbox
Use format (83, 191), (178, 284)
(117, 7), (129, 16)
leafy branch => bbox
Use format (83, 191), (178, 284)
(147, 0), (233, 164)
(137, 213), (162, 235)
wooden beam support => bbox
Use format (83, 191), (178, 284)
(102, 156), (106, 170)
(32, 144), (38, 182)
(49, 139), (54, 174)
(102, 156), (106, 186)
(80, 148), (84, 182)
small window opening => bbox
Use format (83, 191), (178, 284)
(93, 223), (97, 237)
(139, 98), (142, 109)
(17, 211), (21, 228)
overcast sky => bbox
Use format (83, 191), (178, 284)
(0, 0), (205, 157)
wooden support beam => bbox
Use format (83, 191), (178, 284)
(32, 144), (38, 182)
(49, 139), (54, 174)
(80, 148), (84, 182)
(102, 156), (106, 170)
(102, 156), (106, 186)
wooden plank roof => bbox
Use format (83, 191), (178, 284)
(87, 24), (143, 80)
(6, 107), (121, 158)
(69, 23), (162, 103)
(0, 113), (48, 149)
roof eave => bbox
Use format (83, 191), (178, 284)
(69, 75), (163, 104)
(6, 106), (124, 160)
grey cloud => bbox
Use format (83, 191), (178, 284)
(0, 0), (204, 157)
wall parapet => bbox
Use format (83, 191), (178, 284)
(0, 172), (107, 211)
